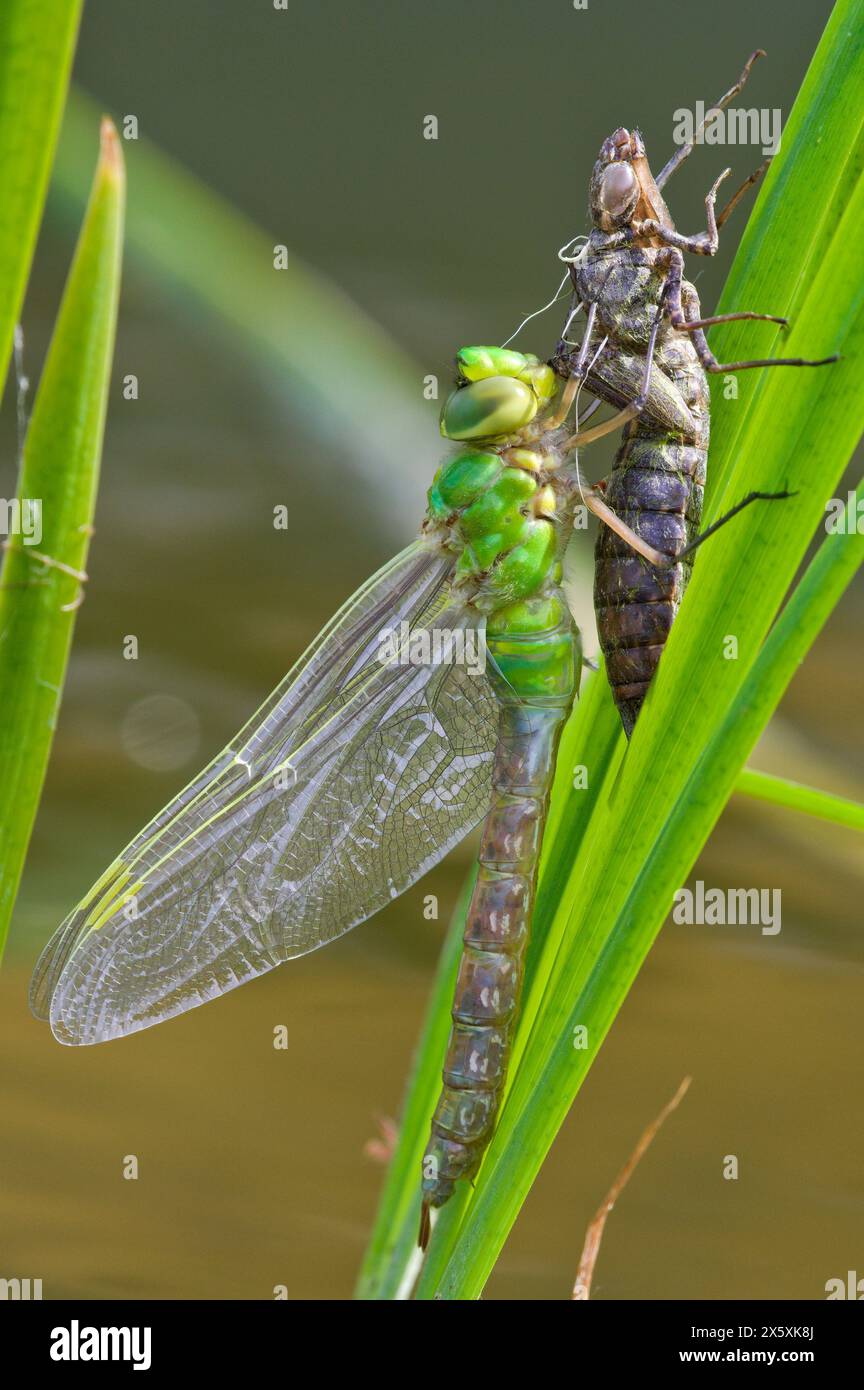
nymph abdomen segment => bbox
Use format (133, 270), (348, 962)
(594, 430), (707, 734)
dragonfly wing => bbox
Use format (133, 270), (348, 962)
(31, 541), (447, 1023)
(32, 542), (499, 1045)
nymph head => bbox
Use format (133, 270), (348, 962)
(589, 126), (673, 233)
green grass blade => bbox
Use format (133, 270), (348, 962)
(0, 120), (125, 960)
(0, 0), (83, 386)
(367, 0), (864, 1298)
(707, 0), (864, 509)
(735, 767), (864, 831)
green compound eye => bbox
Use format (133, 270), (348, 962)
(440, 376), (538, 441)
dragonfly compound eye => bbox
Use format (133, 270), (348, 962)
(600, 161), (638, 220)
(440, 376), (538, 441)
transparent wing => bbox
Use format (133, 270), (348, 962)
(31, 541), (499, 1045)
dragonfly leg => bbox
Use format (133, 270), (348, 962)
(693, 337), (837, 373)
(660, 249), (787, 333)
(716, 159), (771, 229)
(676, 308), (788, 332)
(683, 292), (837, 373)
(538, 371), (580, 433)
(531, 302), (609, 443)
(552, 300), (601, 386)
(569, 300), (599, 379)
(559, 294), (587, 347)
(559, 302), (664, 452)
(561, 399), (641, 450)
(1, 539), (90, 614)
(588, 485), (795, 570)
(634, 167), (732, 256)
(537, 303), (600, 434)
(659, 253), (836, 371)
(655, 49), (765, 190)
(674, 489), (794, 561)
(583, 488), (670, 568)
(0, 539), (88, 582)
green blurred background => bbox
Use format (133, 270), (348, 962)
(1, 0), (861, 1299)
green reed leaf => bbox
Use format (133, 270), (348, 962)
(0, 120), (125, 959)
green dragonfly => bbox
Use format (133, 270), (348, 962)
(31, 342), (655, 1246)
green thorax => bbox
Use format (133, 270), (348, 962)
(423, 347), (580, 703)
(425, 348), (562, 615)
(427, 445), (562, 611)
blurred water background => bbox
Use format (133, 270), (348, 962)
(0, 0), (861, 1299)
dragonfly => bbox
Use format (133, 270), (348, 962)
(30, 340), (664, 1250)
(30, 57), (837, 1250)
(553, 51), (836, 734)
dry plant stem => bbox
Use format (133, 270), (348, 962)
(572, 1076), (692, 1300)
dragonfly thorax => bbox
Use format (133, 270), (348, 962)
(424, 443), (569, 618)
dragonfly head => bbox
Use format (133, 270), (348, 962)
(591, 127), (673, 233)
(440, 347), (556, 442)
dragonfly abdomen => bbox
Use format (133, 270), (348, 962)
(420, 615), (578, 1237)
